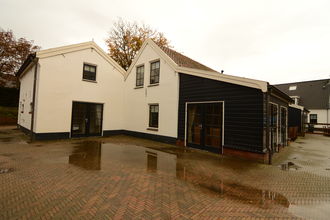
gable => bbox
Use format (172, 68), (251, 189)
(126, 39), (268, 92)
(38, 42), (126, 76)
(125, 41), (177, 81)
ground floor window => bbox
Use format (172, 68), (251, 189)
(149, 104), (159, 128)
(310, 114), (317, 124)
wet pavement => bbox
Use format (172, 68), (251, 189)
(0, 126), (330, 219)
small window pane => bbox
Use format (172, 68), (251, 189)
(83, 64), (97, 81)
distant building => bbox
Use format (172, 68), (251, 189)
(275, 79), (330, 127)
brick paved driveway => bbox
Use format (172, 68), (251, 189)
(0, 126), (330, 219)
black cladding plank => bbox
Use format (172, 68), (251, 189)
(178, 73), (265, 153)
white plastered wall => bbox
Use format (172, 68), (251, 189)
(123, 44), (179, 138)
(308, 109), (329, 127)
(34, 48), (125, 133)
(17, 65), (37, 130)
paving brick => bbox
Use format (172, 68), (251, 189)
(0, 127), (330, 219)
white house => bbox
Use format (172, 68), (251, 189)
(17, 42), (126, 139)
(17, 39), (292, 163)
(276, 79), (330, 130)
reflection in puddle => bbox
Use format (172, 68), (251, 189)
(69, 141), (290, 209)
(146, 151), (157, 172)
(281, 162), (301, 171)
(69, 141), (101, 170)
(176, 162), (289, 209)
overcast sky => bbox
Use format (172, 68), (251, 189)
(1, 0), (330, 84)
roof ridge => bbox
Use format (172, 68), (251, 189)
(275, 78), (330, 85)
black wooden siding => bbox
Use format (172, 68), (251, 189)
(288, 107), (302, 129)
(269, 95), (289, 110)
(178, 73), (265, 153)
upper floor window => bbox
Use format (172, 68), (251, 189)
(136, 65), (144, 87)
(150, 61), (160, 84)
(83, 63), (97, 81)
(310, 114), (317, 124)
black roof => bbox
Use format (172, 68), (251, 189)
(275, 79), (330, 109)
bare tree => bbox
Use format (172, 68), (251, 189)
(105, 18), (170, 70)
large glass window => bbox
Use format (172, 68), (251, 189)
(136, 65), (144, 87)
(150, 61), (160, 84)
(149, 104), (159, 128)
(83, 64), (97, 81)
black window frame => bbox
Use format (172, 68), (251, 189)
(83, 63), (97, 81)
(150, 60), (160, 85)
(310, 114), (317, 124)
(149, 104), (159, 128)
(136, 65), (144, 87)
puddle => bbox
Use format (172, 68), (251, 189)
(0, 168), (14, 174)
(69, 141), (102, 170)
(34, 144), (44, 147)
(0, 137), (13, 142)
(1, 153), (13, 157)
(68, 141), (290, 209)
(281, 162), (301, 171)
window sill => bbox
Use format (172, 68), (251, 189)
(82, 79), (97, 83)
(147, 127), (158, 131)
(134, 86), (144, 89)
(148, 83), (159, 87)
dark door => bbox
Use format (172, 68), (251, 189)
(71, 102), (103, 137)
(269, 103), (278, 152)
(187, 102), (223, 153)
(280, 107), (287, 146)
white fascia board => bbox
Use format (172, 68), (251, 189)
(125, 40), (149, 80)
(125, 39), (178, 80)
(125, 38), (268, 92)
(18, 61), (36, 80)
(36, 42), (126, 77)
(289, 104), (304, 111)
(177, 66), (268, 92)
